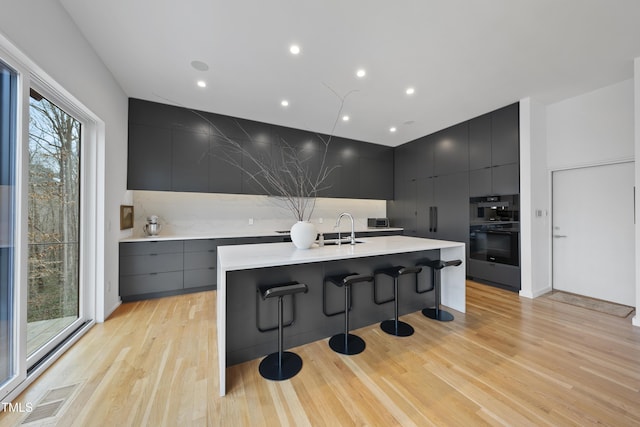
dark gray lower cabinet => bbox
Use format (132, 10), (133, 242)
(119, 232), (400, 301)
(467, 259), (521, 291)
(119, 241), (184, 300)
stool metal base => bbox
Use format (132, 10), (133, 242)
(329, 333), (366, 355)
(422, 308), (454, 322)
(258, 351), (303, 381)
(380, 319), (414, 337)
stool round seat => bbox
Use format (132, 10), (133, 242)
(416, 258), (462, 322)
(324, 273), (373, 355)
(374, 265), (422, 337)
(257, 281), (308, 381)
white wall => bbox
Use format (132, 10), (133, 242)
(534, 78), (637, 317)
(547, 79), (634, 169)
(519, 98), (551, 298)
(0, 1), (129, 321)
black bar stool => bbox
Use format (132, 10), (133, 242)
(323, 273), (374, 355)
(256, 281), (308, 381)
(416, 258), (462, 322)
(374, 266), (422, 337)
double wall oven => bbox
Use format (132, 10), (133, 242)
(469, 195), (520, 266)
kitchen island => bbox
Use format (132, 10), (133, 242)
(217, 235), (465, 396)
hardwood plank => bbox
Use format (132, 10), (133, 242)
(1, 281), (639, 426)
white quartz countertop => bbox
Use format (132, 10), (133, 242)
(217, 235), (464, 271)
(119, 227), (403, 243)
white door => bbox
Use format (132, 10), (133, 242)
(552, 162), (635, 306)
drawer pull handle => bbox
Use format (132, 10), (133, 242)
(149, 253), (158, 256)
(150, 272), (158, 276)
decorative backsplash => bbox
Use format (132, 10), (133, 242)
(129, 190), (387, 237)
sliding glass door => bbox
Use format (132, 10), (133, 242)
(0, 60), (18, 395)
(26, 88), (83, 362)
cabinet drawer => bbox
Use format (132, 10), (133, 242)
(120, 271), (183, 297)
(120, 240), (184, 256)
(468, 259), (520, 289)
(184, 239), (218, 253)
(184, 251), (217, 270)
(184, 268), (217, 289)
(120, 253), (183, 275)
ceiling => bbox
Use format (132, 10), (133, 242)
(59, 0), (640, 147)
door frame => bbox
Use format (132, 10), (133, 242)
(0, 33), (104, 403)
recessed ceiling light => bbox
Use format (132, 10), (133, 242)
(406, 87), (415, 95)
(281, 100), (289, 107)
(197, 80), (207, 88)
(289, 45), (301, 55)
(356, 69), (366, 78)
(342, 115), (350, 122)
(389, 127), (397, 133)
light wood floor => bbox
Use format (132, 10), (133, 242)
(2, 281), (639, 426)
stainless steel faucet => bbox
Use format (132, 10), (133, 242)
(335, 212), (356, 245)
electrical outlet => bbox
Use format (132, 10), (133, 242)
(248, 218), (254, 225)
(318, 217), (323, 224)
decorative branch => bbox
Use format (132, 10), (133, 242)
(161, 86), (358, 222)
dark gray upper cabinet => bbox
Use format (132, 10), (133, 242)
(432, 122), (469, 176)
(491, 163), (519, 195)
(469, 102), (519, 169)
(241, 137), (276, 195)
(469, 113), (492, 170)
(358, 143), (394, 200)
(387, 178), (417, 235)
(335, 140), (360, 198)
(491, 103), (519, 166)
(209, 135), (243, 194)
(127, 124), (172, 191)
(171, 129), (210, 193)
(128, 98), (392, 200)
(393, 137), (432, 182)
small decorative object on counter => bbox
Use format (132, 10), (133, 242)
(143, 215), (162, 237)
(290, 221), (317, 249)
(318, 233), (324, 247)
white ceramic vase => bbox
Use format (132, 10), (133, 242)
(290, 221), (317, 249)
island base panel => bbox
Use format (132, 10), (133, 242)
(225, 251), (438, 366)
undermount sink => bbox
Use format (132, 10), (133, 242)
(322, 239), (364, 246)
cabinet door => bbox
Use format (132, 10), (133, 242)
(335, 140), (360, 198)
(433, 171), (469, 244)
(127, 124), (172, 190)
(172, 129), (210, 192)
(241, 138), (275, 195)
(388, 178), (418, 236)
(492, 163), (519, 195)
(469, 168), (492, 197)
(416, 177), (434, 237)
(394, 137), (432, 182)
(316, 147), (342, 198)
(359, 151), (393, 199)
(491, 103), (519, 166)
(469, 113), (492, 170)
(433, 122), (469, 175)
(209, 135), (242, 194)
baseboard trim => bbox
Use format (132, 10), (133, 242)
(520, 285), (552, 299)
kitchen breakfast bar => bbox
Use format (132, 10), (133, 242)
(216, 235), (465, 396)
